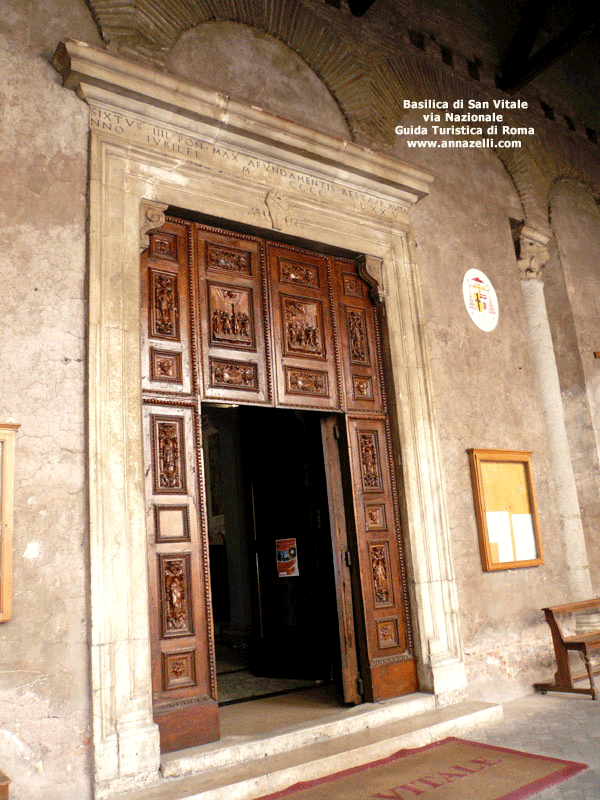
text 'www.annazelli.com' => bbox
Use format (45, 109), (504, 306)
(405, 138), (522, 148)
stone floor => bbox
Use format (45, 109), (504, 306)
(468, 692), (600, 798)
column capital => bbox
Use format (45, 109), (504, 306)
(515, 226), (552, 281)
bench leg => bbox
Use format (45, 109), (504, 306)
(582, 652), (598, 700)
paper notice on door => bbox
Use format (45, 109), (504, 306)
(276, 538), (299, 576)
(485, 511), (513, 563)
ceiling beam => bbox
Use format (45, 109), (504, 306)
(499, 5), (600, 92)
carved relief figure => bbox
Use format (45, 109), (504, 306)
(377, 620), (398, 647)
(281, 260), (318, 287)
(153, 272), (178, 338)
(154, 236), (173, 259)
(164, 559), (187, 631)
(156, 356), (175, 377)
(359, 432), (381, 488)
(371, 544), (391, 604)
(210, 286), (253, 347)
(208, 245), (251, 275)
(348, 309), (369, 363)
(169, 658), (186, 679)
(288, 369), (326, 395)
(284, 298), (323, 356)
(343, 274), (363, 297)
(211, 360), (257, 388)
(353, 376), (373, 400)
(158, 421), (183, 489)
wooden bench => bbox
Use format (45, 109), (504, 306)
(534, 598), (600, 700)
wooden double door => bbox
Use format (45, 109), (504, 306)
(141, 218), (417, 752)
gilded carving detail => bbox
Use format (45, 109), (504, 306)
(210, 358), (258, 390)
(207, 243), (251, 275)
(370, 543), (392, 605)
(151, 270), (179, 340)
(283, 297), (323, 357)
(347, 308), (369, 364)
(359, 431), (381, 489)
(210, 285), (253, 348)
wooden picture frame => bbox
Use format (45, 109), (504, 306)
(467, 448), (543, 571)
(0, 424), (19, 622)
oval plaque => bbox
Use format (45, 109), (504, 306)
(463, 269), (499, 332)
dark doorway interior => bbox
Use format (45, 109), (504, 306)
(203, 405), (342, 706)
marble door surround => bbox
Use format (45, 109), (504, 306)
(53, 39), (466, 798)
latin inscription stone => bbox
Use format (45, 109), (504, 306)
(89, 104), (407, 221)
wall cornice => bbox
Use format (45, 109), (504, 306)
(53, 39), (434, 209)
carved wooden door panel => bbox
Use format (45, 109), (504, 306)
(195, 225), (270, 406)
(321, 415), (362, 705)
(142, 219), (219, 752)
(331, 256), (418, 701)
(344, 415), (417, 700)
(267, 242), (341, 410)
(141, 217), (418, 752)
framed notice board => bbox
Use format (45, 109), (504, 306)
(467, 448), (543, 571)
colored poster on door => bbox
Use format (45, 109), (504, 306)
(276, 538), (299, 576)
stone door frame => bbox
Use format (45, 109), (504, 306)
(54, 39), (467, 799)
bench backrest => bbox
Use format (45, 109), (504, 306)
(542, 598), (600, 643)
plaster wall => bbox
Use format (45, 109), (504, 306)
(0, 2), (99, 797)
(166, 22), (349, 140)
(397, 125), (571, 701)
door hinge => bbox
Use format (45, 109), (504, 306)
(344, 550), (352, 568)
(333, 423), (341, 441)
(356, 675), (365, 697)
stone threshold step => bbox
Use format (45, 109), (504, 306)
(116, 699), (502, 800)
(165, 692), (437, 777)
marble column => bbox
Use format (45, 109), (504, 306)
(517, 227), (592, 598)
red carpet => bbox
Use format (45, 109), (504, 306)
(257, 737), (587, 800)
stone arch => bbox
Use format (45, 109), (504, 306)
(88, 0), (379, 142)
(497, 136), (600, 236)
